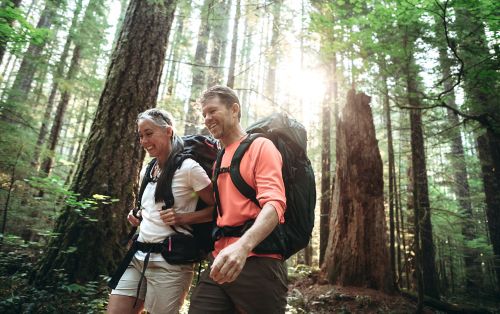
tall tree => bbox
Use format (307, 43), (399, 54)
(404, 38), (440, 298)
(321, 90), (392, 293)
(453, 0), (500, 290)
(207, 0), (231, 86)
(32, 0), (177, 284)
(381, 62), (397, 290)
(32, 0), (84, 169)
(40, 0), (106, 176)
(226, 0), (240, 88)
(162, 0), (191, 97)
(1, 0), (63, 125)
(433, 13), (480, 290)
(185, 0), (213, 135)
(264, 0), (282, 104)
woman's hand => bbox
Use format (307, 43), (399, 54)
(127, 209), (141, 226)
(159, 207), (183, 225)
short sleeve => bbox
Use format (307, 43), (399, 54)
(252, 138), (287, 223)
(186, 159), (211, 192)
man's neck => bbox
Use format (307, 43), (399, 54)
(221, 127), (246, 147)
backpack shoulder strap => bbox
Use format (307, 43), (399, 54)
(230, 133), (262, 208)
(213, 148), (226, 216)
(137, 158), (157, 209)
(162, 153), (187, 209)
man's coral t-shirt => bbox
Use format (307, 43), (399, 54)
(212, 136), (287, 259)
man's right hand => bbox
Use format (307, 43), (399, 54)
(127, 209), (141, 226)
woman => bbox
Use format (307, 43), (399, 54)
(107, 109), (214, 314)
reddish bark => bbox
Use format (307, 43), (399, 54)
(321, 90), (393, 293)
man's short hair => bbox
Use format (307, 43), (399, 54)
(199, 85), (241, 119)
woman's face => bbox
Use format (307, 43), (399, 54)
(137, 119), (172, 158)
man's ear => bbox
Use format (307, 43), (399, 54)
(231, 102), (240, 118)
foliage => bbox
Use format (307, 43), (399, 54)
(0, 1), (49, 56)
(0, 246), (108, 313)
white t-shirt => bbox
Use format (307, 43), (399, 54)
(135, 158), (211, 261)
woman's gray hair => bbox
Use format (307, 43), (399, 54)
(137, 108), (174, 128)
(137, 108), (184, 202)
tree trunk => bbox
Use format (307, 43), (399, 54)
(381, 66), (397, 290)
(110, 0), (129, 51)
(185, 0), (213, 135)
(66, 99), (91, 186)
(226, 0), (240, 88)
(40, 0), (104, 176)
(477, 130), (500, 289)
(320, 90), (393, 293)
(406, 58), (440, 299)
(32, 0), (177, 284)
(40, 45), (81, 176)
(163, 3), (188, 97)
(32, 0), (84, 169)
(238, 4), (253, 125)
(264, 0), (282, 105)
(1, 0), (62, 124)
(207, 0), (231, 86)
(319, 58), (333, 265)
(454, 1), (500, 291)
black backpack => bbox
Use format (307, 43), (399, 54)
(137, 135), (218, 260)
(213, 113), (316, 259)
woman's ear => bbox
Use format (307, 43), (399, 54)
(166, 126), (173, 138)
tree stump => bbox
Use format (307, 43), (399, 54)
(320, 89), (393, 293)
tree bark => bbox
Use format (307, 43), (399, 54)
(32, 0), (177, 284)
(320, 90), (393, 293)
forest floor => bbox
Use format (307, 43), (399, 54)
(1, 246), (499, 313)
(286, 270), (500, 314)
(287, 272), (426, 313)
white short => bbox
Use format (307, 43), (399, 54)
(111, 256), (194, 313)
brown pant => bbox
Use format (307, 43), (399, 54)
(189, 256), (288, 314)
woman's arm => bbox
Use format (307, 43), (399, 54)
(159, 184), (215, 225)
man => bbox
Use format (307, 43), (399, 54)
(189, 85), (288, 313)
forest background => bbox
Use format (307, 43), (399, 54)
(0, 0), (499, 313)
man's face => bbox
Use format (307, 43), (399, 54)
(201, 96), (238, 140)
